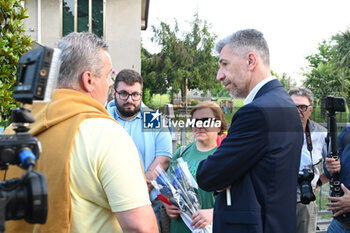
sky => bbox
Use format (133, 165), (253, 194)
(141, 0), (350, 84)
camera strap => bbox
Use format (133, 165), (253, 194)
(305, 121), (313, 152)
(305, 120), (315, 172)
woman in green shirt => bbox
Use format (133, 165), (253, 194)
(164, 101), (228, 233)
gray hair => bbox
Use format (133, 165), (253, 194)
(215, 29), (270, 66)
(57, 32), (109, 88)
(288, 87), (314, 106)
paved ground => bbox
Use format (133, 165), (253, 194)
(317, 211), (332, 233)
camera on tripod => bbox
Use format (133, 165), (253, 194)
(0, 45), (61, 231)
(326, 96), (346, 113)
(325, 96), (346, 167)
(298, 167), (316, 204)
(325, 95), (349, 223)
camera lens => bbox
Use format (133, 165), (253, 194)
(300, 182), (316, 204)
(0, 171), (48, 224)
(298, 168), (316, 205)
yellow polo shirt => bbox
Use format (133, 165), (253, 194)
(70, 118), (150, 233)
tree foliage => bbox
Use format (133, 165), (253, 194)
(271, 70), (297, 91)
(141, 13), (221, 104)
(0, 0), (32, 125)
(332, 30), (350, 106)
(333, 30), (350, 70)
(303, 38), (350, 101)
(302, 31), (350, 121)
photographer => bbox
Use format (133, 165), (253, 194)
(325, 125), (350, 232)
(3, 32), (158, 233)
(289, 88), (328, 233)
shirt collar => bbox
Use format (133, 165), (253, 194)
(243, 76), (276, 105)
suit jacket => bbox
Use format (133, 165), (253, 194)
(197, 79), (303, 233)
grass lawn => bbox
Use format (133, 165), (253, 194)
(215, 98), (244, 125)
(315, 182), (333, 219)
(149, 94), (171, 107)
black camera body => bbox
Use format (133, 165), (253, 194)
(0, 117), (48, 229)
(326, 96), (346, 113)
(0, 45), (60, 232)
(0, 132), (40, 169)
(298, 168), (316, 204)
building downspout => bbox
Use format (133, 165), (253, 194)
(37, 0), (41, 43)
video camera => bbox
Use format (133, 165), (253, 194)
(326, 96), (346, 113)
(325, 96), (347, 219)
(0, 45), (61, 232)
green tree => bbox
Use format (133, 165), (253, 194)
(332, 29), (350, 106)
(331, 29), (350, 121)
(303, 37), (350, 121)
(333, 30), (350, 71)
(271, 70), (297, 91)
(303, 40), (346, 100)
(141, 13), (221, 104)
(0, 0), (32, 126)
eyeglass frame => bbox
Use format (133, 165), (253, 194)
(115, 90), (143, 101)
(296, 104), (312, 112)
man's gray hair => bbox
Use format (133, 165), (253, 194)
(57, 32), (109, 89)
(288, 87), (314, 106)
(215, 29), (270, 66)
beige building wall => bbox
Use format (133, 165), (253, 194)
(23, 0), (142, 73)
(23, 0), (38, 42)
(106, 0), (141, 72)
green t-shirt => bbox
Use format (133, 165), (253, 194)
(169, 141), (216, 233)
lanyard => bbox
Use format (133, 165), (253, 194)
(305, 121), (313, 153)
(305, 120), (315, 171)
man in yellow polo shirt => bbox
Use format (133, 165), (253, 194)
(5, 32), (158, 233)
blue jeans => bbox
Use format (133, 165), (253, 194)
(328, 219), (350, 233)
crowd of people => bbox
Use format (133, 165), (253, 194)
(2, 28), (350, 233)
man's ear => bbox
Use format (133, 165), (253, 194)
(310, 106), (314, 114)
(247, 52), (257, 71)
(81, 71), (94, 92)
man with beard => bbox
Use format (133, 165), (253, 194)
(107, 69), (172, 229)
(196, 29), (303, 233)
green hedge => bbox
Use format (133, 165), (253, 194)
(0, 0), (33, 126)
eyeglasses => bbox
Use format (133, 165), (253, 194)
(116, 91), (142, 101)
(296, 104), (312, 112)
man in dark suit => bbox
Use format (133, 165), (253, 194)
(196, 29), (304, 233)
